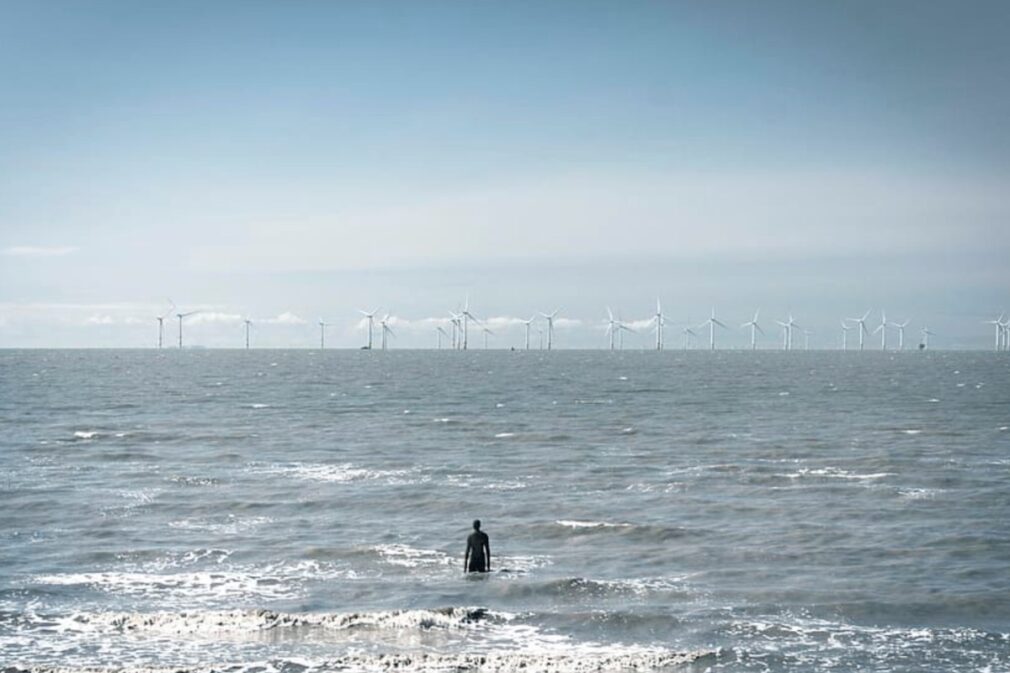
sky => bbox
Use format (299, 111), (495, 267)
(1, 0), (1008, 349)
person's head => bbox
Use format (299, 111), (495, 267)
(473, 519), (481, 531)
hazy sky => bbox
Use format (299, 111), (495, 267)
(1, 1), (1008, 348)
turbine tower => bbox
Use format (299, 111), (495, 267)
(699, 308), (728, 351)
(436, 326), (450, 349)
(846, 310), (871, 351)
(522, 316), (535, 351)
(653, 299), (666, 351)
(379, 314), (394, 350)
(741, 309), (763, 350)
(176, 310), (199, 349)
(803, 329), (813, 351)
(540, 309), (560, 351)
(318, 319), (329, 349)
(841, 320), (854, 351)
(606, 307), (618, 351)
(359, 309), (379, 350)
(682, 326), (696, 350)
(872, 310), (891, 350)
(775, 315), (799, 350)
(156, 301), (175, 349)
(244, 318), (252, 350)
(894, 319), (909, 350)
(984, 314), (1005, 352)
(460, 297), (483, 351)
(920, 326), (934, 350)
(449, 312), (462, 350)
(481, 326), (493, 349)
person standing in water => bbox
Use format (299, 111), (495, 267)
(464, 519), (490, 573)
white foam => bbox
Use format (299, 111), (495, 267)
(373, 544), (454, 569)
(73, 431), (98, 440)
(167, 515), (271, 534)
(31, 570), (295, 602)
(902, 429), (922, 435)
(494, 432), (516, 438)
(49, 607), (505, 636)
(556, 520), (633, 530)
(783, 467), (893, 481)
(898, 487), (943, 500)
(257, 462), (420, 485)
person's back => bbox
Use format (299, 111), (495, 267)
(464, 520), (490, 573)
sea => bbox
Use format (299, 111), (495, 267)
(1, 349), (1008, 672)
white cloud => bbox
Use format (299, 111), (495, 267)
(84, 314), (116, 325)
(2, 245), (77, 257)
(553, 317), (583, 328)
(260, 311), (307, 325)
(188, 312), (243, 325)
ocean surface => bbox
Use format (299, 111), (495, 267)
(1, 349), (1008, 672)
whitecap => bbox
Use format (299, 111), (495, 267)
(902, 429), (922, 435)
(73, 430), (99, 440)
(556, 520), (633, 529)
(494, 432), (516, 438)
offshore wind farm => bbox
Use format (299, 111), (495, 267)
(129, 297), (1007, 352)
(2, 2), (1009, 673)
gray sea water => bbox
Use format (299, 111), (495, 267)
(1, 349), (1009, 672)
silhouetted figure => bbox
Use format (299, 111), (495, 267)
(464, 519), (490, 573)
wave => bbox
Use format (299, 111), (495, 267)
(525, 521), (691, 543)
(41, 607), (503, 635)
(497, 576), (691, 601)
(4, 648), (717, 673)
(252, 462), (423, 485)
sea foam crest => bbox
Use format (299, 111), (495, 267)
(50, 607), (502, 636)
(4, 648), (716, 673)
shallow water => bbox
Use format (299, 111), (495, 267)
(1, 349), (1009, 672)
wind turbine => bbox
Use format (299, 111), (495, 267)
(984, 314), (1005, 351)
(156, 300), (175, 349)
(618, 315), (635, 350)
(893, 319), (910, 350)
(537, 327), (544, 350)
(653, 299), (666, 350)
(872, 310), (891, 350)
(461, 297), (484, 351)
(841, 320), (854, 351)
(775, 315), (799, 350)
(682, 326), (696, 350)
(176, 310), (199, 349)
(448, 312), (462, 350)
(1002, 317), (1010, 352)
(379, 314), (394, 350)
(846, 310), (871, 351)
(436, 326), (450, 349)
(920, 326), (934, 350)
(244, 318), (252, 350)
(741, 309), (763, 350)
(522, 316), (535, 350)
(699, 308), (728, 351)
(358, 309), (379, 350)
(318, 319), (329, 349)
(481, 326), (493, 349)
(802, 329), (813, 351)
(540, 309), (560, 351)
(606, 307), (619, 351)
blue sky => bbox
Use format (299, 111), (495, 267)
(1, 1), (1007, 348)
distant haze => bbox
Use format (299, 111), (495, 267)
(1, 1), (1007, 348)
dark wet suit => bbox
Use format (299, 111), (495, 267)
(466, 531), (490, 572)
